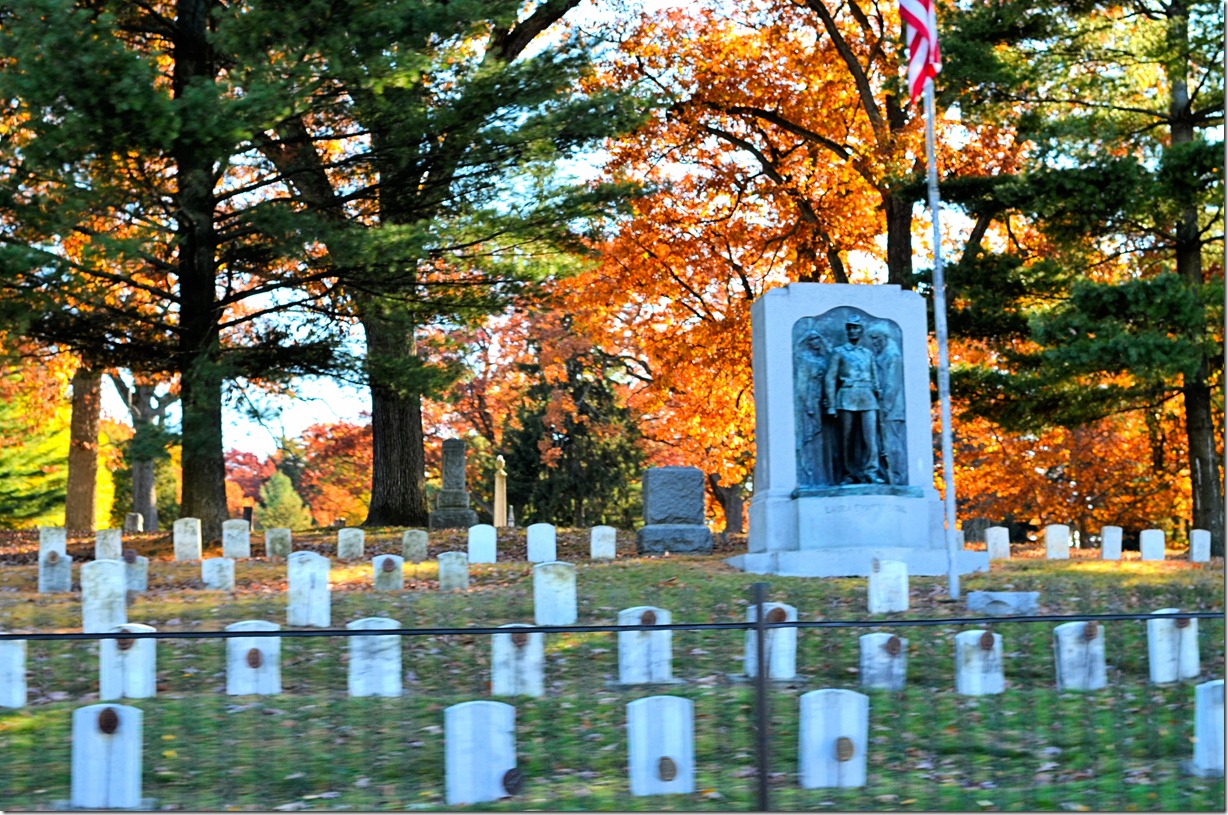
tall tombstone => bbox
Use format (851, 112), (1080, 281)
(39, 548), (73, 594)
(222, 519), (251, 559)
(1044, 524), (1070, 560)
(40, 526), (67, 559)
(337, 527), (365, 560)
(429, 438), (479, 531)
(265, 528), (292, 560)
(492, 624), (545, 698)
(985, 526), (1011, 560)
(1140, 528), (1166, 561)
(0, 638), (26, 708)
(867, 559), (908, 613)
(954, 630), (1005, 696)
(81, 560), (127, 634)
(402, 529), (428, 564)
(859, 632), (907, 691)
(373, 555), (404, 591)
(201, 557), (235, 591)
(744, 602), (798, 681)
(70, 704), (144, 809)
(637, 467), (712, 554)
(618, 606), (675, 684)
(467, 524), (497, 564)
(95, 529), (123, 561)
(444, 700), (518, 806)
(1101, 525), (1123, 560)
(1052, 621), (1107, 691)
(590, 525), (616, 560)
(226, 620), (281, 695)
(122, 513), (144, 534)
(438, 551), (470, 591)
(173, 518), (202, 561)
(1190, 680), (1225, 777)
(1147, 607), (1200, 684)
(100, 624), (157, 700)
(347, 617), (402, 697)
(494, 455), (509, 528)
(627, 696), (694, 796)
(1190, 528), (1211, 563)
(526, 523), (557, 563)
(533, 562), (577, 626)
(799, 688), (869, 789)
(286, 551), (330, 628)
(123, 549), (148, 593)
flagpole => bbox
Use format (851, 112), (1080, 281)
(924, 77), (960, 599)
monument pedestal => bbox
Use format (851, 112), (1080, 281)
(428, 439), (480, 531)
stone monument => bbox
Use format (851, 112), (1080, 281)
(429, 438), (479, 531)
(728, 283), (988, 577)
(636, 466), (712, 554)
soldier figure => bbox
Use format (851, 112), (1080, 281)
(824, 315), (885, 484)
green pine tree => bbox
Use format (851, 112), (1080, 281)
(255, 471), (314, 532)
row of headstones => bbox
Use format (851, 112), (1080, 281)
(986, 524), (1215, 562)
(61, 675), (1228, 809)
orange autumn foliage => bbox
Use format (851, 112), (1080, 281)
(297, 420), (373, 527)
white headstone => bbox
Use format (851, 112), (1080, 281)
(1190, 529), (1211, 563)
(618, 606), (674, 684)
(526, 523), (557, 563)
(100, 624), (157, 700)
(38, 548), (73, 593)
(124, 551), (148, 593)
(1052, 621), (1107, 691)
(201, 557), (235, 590)
(1044, 524), (1070, 560)
(467, 524), (497, 564)
(1147, 607), (1200, 683)
(533, 561), (577, 626)
(123, 513), (143, 534)
(373, 555), (404, 591)
(1140, 528), (1165, 561)
(955, 630), (1005, 695)
(1101, 525), (1122, 560)
(1192, 680), (1225, 777)
(744, 602), (798, 680)
(265, 528), (292, 559)
(81, 560), (127, 634)
(799, 688), (869, 788)
(858, 632), (907, 691)
(0, 639), (26, 708)
(173, 517), (202, 561)
(403, 529), (428, 563)
(985, 526), (1010, 560)
(492, 624), (545, 698)
(337, 527), (365, 560)
(590, 525), (616, 560)
(40, 526), (67, 558)
(867, 559), (909, 613)
(347, 617), (402, 697)
(95, 529), (123, 561)
(444, 700), (518, 806)
(226, 620), (281, 695)
(222, 519), (251, 559)
(438, 551), (469, 591)
(70, 704), (143, 809)
(627, 696), (694, 796)
(286, 551), (330, 627)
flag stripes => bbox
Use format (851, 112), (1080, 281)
(900, 0), (940, 104)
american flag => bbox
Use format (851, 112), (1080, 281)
(900, 0), (941, 104)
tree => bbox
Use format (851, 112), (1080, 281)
(109, 375), (177, 531)
(255, 471), (314, 532)
(298, 420), (373, 527)
(65, 366), (101, 531)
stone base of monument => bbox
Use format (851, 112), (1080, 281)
(726, 547), (988, 578)
(637, 524), (713, 555)
(428, 508), (479, 531)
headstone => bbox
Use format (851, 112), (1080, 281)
(628, 696), (695, 796)
(1190, 680), (1225, 777)
(222, 519), (251, 559)
(95, 529), (123, 561)
(444, 701), (518, 806)
(173, 518), (202, 561)
(40, 526), (67, 558)
(1139, 528), (1165, 561)
(337, 527), (365, 560)
(286, 551), (330, 628)
(743, 602), (798, 680)
(962, 517), (993, 542)
(70, 704), (144, 809)
(100, 624), (156, 700)
(38, 548), (73, 593)
(526, 523), (557, 563)
(0, 639), (26, 708)
(858, 632), (907, 691)
(867, 559), (908, 613)
(438, 551), (469, 591)
(124, 550), (148, 593)
(637, 467), (712, 554)
(402, 529), (428, 563)
(225, 620), (281, 695)
(1190, 529), (1211, 563)
(265, 528), (292, 560)
(955, 630), (1004, 695)
(494, 455), (508, 527)
(492, 624), (545, 697)
(799, 689), (869, 788)
(347, 617), (402, 697)
(985, 526), (1010, 560)
(1053, 621), (1107, 691)
(429, 438), (480, 530)
(966, 591), (1040, 616)
(618, 606), (676, 684)
(373, 555), (404, 591)
(122, 513), (144, 534)
(468, 524), (497, 564)
(1101, 525), (1123, 560)
(1044, 524), (1070, 560)
(734, 284), (989, 577)
(1147, 607), (1200, 683)
(201, 557), (235, 591)
(81, 560), (127, 634)
(533, 562), (577, 626)
(590, 525), (616, 560)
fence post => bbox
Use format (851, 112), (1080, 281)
(752, 581), (771, 811)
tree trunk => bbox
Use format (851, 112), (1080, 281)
(883, 190), (915, 288)
(65, 367), (101, 532)
(131, 384), (161, 532)
(707, 473), (745, 534)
